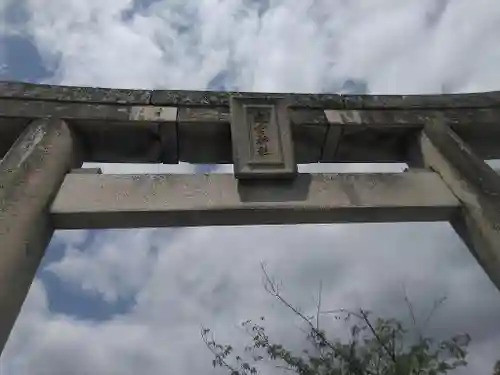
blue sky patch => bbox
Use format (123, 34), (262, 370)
(121, 0), (163, 21)
(0, 35), (49, 83)
(40, 232), (137, 321)
(1, 0), (50, 82)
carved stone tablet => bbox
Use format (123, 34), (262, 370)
(230, 96), (297, 179)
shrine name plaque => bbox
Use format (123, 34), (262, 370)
(230, 96), (297, 179)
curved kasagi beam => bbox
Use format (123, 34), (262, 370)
(2, 80), (500, 108)
(0, 81), (499, 164)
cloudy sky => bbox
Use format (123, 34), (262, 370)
(2, 0), (500, 374)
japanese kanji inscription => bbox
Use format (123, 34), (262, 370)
(230, 96), (297, 179)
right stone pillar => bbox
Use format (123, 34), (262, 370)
(418, 117), (500, 290)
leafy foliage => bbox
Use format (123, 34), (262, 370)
(202, 263), (476, 375)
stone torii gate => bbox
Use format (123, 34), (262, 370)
(1, 81), (500, 357)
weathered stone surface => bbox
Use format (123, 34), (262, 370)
(0, 98), (132, 120)
(177, 107), (229, 122)
(325, 110), (363, 124)
(289, 109), (329, 163)
(129, 106), (177, 122)
(290, 109), (330, 125)
(0, 118), (82, 355)
(152, 90), (236, 107)
(344, 92), (500, 109)
(71, 121), (166, 163)
(0, 100), (179, 163)
(176, 107), (327, 164)
(159, 122), (178, 164)
(0, 99), (179, 123)
(321, 108), (500, 161)
(50, 171), (459, 229)
(456, 134), (500, 160)
(1, 82), (500, 164)
(70, 168), (102, 174)
(292, 124), (327, 163)
(0, 118), (30, 159)
(335, 126), (417, 162)
(424, 119), (500, 202)
(321, 125), (343, 162)
(152, 90), (344, 108)
(323, 109), (419, 161)
(325, 108), (500, 127)
(230, 96), (297, 179)
(7, 97), (499, 131)
(2, 100), (500, 163)
(177, 107), (232, 163)
(3, 81), (500, 110)
(0, 81), (151, 104)
(420, 120), (500, 291)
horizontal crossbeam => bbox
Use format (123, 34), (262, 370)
(51, 171), (460, 229)
(1, 82), (500, 164)
(3, 81), (500, 108)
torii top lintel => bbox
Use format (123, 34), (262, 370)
(1, 81), (499, 166)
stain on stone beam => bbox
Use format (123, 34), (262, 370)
(0, 81), (151, 104)
(3, 81), (500, 109)
(0, 99), (177, 122)
(51, 171), (460, 229)
(344, 92), (500, 109)
(424, 119), (500, 203)
(151, 90), (345, 109)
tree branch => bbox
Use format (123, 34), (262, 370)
(259, 262), (369, 375)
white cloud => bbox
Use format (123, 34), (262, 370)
(23, 0), (500, 94)
(6, 224), (500, 375)
(45, 229), (161, 303)
(2, 0), (500, 375)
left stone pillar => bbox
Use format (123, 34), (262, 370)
(0, 118), (82, 356)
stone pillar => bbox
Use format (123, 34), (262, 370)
(419, 118), (500, 290)
(0, 118), (82, 356)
